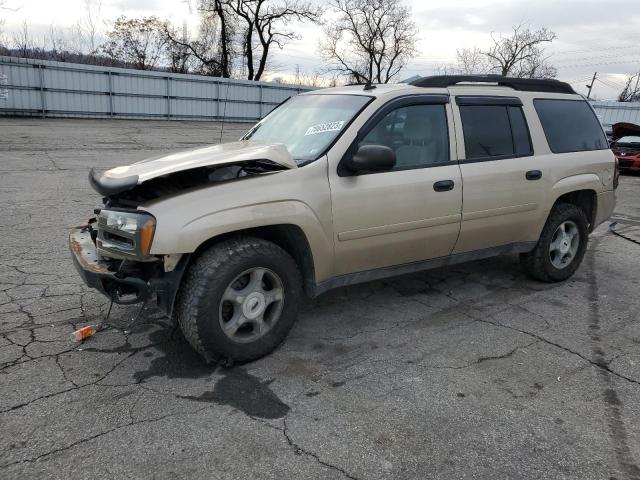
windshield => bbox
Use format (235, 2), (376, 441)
(616, 135), (640, 144)
(242, 94), (372, 163)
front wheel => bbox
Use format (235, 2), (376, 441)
(521, 203), (589, 282)
(175, 237), (302, 363)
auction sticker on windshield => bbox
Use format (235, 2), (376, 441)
(305, 121), (345, 136)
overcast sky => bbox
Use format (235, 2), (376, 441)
(2, 0), (639, 99)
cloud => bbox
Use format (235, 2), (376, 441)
(414, 0), (640, 32)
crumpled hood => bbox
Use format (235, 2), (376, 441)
(612, 122), (640, 142)
(106, 141), (296, 181)
(89, 141), (297, 197)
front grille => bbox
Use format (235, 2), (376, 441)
(618, 159), (634, 168)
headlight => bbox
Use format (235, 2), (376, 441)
(96, 210), (156, 260)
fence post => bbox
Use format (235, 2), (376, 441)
(258, 84), (263, 120)
(215, 80), (219, 119)
(107, 71), (114, 117)
(166, 76), (171, 120)
(38, 64), (46, 118)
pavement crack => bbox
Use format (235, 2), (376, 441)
(281, 417), (360, 480)
(472, 341), (538, 366)
(0, 348), (142, 413)
(0, 406), (212, 469)
(54, 355), (78, 388)
(472, 315), (640, 388)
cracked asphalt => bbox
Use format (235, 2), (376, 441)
(1, 117), (639, 480)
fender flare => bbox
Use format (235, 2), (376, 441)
(151, 200), (334, 283)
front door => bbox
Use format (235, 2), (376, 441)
(328, 96), (463, 276)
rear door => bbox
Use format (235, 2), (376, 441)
(452, 95), (550, 253)
(328, 95), (462, 275)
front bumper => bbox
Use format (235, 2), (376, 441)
(69, 226), (187, 313)
(616, 157), (640, 171)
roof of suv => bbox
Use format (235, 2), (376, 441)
(303, 75), (580, 100)
(303, 83), (421, 97)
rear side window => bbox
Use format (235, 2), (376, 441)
(459, 105), (532, 160)
(534, 99), (607, 153)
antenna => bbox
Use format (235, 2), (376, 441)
(218, 78), (231, 144)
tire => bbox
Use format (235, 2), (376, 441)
(521, 203), (589, 282)
(175, 236), (302, 364)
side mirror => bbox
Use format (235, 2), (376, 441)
(344, 144), (396, 173)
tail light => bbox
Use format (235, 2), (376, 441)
(614, 157), (620, 189)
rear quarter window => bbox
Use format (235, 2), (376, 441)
(534, 99), (608, 153)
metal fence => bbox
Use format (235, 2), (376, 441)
(590, 100), (640, 130)
(2, 56), (640, 128)
(0, 56), (312, 122)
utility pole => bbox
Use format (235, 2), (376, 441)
(586, 72), (597, 99)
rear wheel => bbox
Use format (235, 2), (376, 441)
(175, 237), (302, 363)
(521, 203), (589, 282)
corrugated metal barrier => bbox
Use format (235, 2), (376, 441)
(2, 56), (640, 128)
(590, 100), (640, 129)
(0, 56), (312, 122)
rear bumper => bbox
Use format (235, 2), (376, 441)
(595, 190), (616, 228)
(69, 226), (187, 313)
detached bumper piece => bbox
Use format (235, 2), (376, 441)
(70, 226), (153, 305)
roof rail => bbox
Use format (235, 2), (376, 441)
(409, 75), (576, 94)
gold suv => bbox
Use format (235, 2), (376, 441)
(70, 75), (617, 362)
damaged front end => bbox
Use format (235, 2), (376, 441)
(70, 141), (297, 315)
(69, 221), (187, 314)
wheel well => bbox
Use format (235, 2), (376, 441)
(192, 224), (316, 297)
(554, 190), (597, 231)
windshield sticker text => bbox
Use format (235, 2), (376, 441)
(304, 121), (345, 136)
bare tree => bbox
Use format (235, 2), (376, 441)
(455, 47), (490, 75)
(457, 24), (557, 78)
(76, 0), (103, 54)
(272, 68), (327, 86)
(618, 73), (640, 102)
(164, 1), (236, 77)
(47, 25), (75, 61)
(320, 0), (417, 84)
(12, 20), (35, 58)
(163, 22), (193, 73)
(101, 16), (167, 70)
(1, 1), (19, 49)
(216, 0), (322, 81)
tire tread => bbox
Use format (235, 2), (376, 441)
(174, 237), (301, 363)
(521, 203), (588, 282)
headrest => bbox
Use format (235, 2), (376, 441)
(403, 108), (426, 141)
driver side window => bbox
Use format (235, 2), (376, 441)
(359, 104), (449, 170)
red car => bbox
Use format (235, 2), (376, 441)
(611, 122), (640, 173)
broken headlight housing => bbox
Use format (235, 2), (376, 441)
(96, 209), (156, 261)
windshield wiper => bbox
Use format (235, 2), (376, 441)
(243, 123), (262, 140)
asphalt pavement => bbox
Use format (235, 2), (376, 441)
(0, 118), (639, 480)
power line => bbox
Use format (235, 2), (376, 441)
(556, 59), (640, 69)
(550, 44), (640, 56)
(551, 52), (640, 65)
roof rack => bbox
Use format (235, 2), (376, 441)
(409, 75), (576, 94)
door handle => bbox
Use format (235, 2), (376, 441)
(433, 180), (454, 192)
(526, 170), (542, 180)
